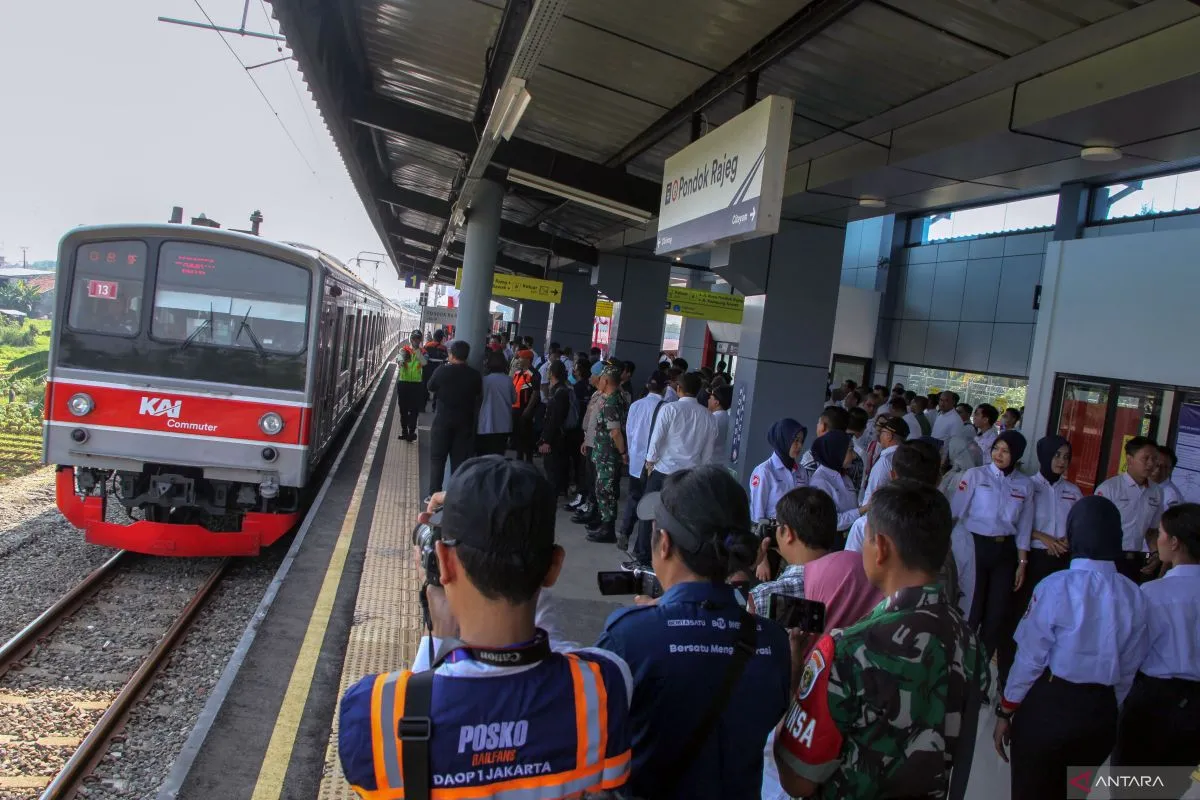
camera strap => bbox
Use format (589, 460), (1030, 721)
(398, 631), (553, 800)
(656, 609), (757, 797)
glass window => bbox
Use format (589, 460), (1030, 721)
(890, 363), (1028, 413)
(1091, 168), (1200, 221)
(152, 242), (310, 354)
(911, 195), (1059, 244)
(67, 241), (148, 336)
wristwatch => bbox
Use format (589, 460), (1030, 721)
(995, 704), (1015, 721)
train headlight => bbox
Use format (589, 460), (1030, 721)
(68, 393), (94, 417)
(258, 412), (285, 435)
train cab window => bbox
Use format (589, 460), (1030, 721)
(67, 241), (148, 336)
(152, 242), (310, 354)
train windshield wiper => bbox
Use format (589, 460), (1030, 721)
(179, 304), (214, 351)
(235, 307), (267, 357)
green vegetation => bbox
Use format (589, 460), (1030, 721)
(1, 318), (51, 482)
(0, 280), (43, 315)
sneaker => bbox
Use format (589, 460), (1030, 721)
(587, 529), (617, 544)
(620, 558), (650, 572)
(566, 493), (584, 510)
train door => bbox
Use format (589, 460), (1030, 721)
(314, 300), (340, 450)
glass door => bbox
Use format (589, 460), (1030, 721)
(1056, 379), (1109, 494)
(1104, 385), (1161, 478)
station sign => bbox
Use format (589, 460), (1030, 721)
(421, 306), (459, 328)
(455, 269), (563, 304)
(664, 286), (744, 324)
(595, 299), (614, 318)
(656, 95), (794, 256)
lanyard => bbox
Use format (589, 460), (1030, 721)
(434, 630), (552, 668)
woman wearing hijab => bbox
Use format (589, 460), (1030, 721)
(807, 430), (869, 533)
(993, 496), (1149, 800)
(949, 430), (1035, 690)
(749, 419), (807, 523)
(939, 423), (983, 502)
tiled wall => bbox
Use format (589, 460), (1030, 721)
(882, 229), (1052, 377)
(841, 216), (888, 290)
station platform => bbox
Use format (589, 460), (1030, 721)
(163, 373), (1014, 800)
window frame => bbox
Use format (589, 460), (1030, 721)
(65, 240), (150, 340)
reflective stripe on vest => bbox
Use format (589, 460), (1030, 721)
(357, 655), (627, 800)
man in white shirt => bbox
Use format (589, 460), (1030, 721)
(707, 384), (733, 466)
(931, 391), (964, 445)
(538, 342), (562, 392)
(903, 403), (924, 442)
(624, 372), (717, 570)
(612, 374), (666, 551)
(1096, 435), (1164, 585)
(860, 415), (909, 504)
(973, 403), (1000, 455)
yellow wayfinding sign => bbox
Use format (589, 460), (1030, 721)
(665, 286), (744, 324)
(455, 269), (563, 303)
(595, 299), (614, 318)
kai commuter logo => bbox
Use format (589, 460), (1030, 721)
(139, 396), (182, 419)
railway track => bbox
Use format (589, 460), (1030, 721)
(0, 556), (228, 800)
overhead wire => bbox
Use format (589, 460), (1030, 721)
(257, 0), (321, 150)
(190, 0), (317, 176)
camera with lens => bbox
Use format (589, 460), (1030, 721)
(411, 509), (443, 587)
(753, 518), (779, 541)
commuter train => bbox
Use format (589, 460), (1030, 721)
(44, 223), (404, 556)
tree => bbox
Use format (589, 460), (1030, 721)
(6, 350), (49, 383)
(0, 280), (42, 315)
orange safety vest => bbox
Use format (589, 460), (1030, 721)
(512, 371), (535, 410)
(351, 653), (629, 800)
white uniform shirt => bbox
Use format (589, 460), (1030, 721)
(860, 444), (899, 505)
(749, 453), (806, 522)
(808, 464), (862, 531)
(624, 392), (664, 478)
(844, 515), (868, 553)
(1159, 478), (1184, 510)
(663, 385), (679, 403)
(1095, 473), (1163, 553)
(950, 463), (1035, 551)
(711, 409), (730, 464)
(1030, 473), (1083, 549)
(644, 396), (717, 476)
(930, 410), (962, 444)
(976, 427), (998, 457)
(1139, 564), (1200, 681)
(903, 412), (923, 441)
(1006, 559), (1149, 705)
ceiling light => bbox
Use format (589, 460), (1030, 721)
(1081, 146), (1122, 162)
(451, 208), (466, 229)
(507, 169), (654, 223)
(674, 256), (681, 262)
(858, 196), (886, 209)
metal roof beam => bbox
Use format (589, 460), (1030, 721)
(352, 93), (661, 213)
(605, 0), (864, 167)
(390, 231), (546, 278)
(375, 189), (597, 264)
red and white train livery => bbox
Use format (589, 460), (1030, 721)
(44, 223), (403, 556)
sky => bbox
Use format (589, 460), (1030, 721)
(0, 0), (417, 302)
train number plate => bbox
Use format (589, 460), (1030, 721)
(87, 280), (119, 300)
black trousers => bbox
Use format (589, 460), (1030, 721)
(475, 432), (508, 457)
(619, 473), (645, 542)
(428, 424), (473, 496)
(579, 448), (596, 503)
(543, 439), (569, 498)
(1113, 673), (1200, 795)
(1117, 551), (1150, 585)
(564, 428), (584, 492)
(1011, 672), (1117, 800)
(632, 470), (666, 565)
(512, 411), (535, 462)
(999, 546), (1068, 687)
(397, 381), (422, 436)
(969, 534), (1017, 681)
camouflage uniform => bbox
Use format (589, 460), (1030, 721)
(776, 584), (989, 799)
(590, 389), (626, 524)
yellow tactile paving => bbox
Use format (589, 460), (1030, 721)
(318, 427), (425, 800)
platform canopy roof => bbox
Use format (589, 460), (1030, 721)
(273, 0), (1200, 283)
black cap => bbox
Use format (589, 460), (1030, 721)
(636, 491), (703, 553)
(441, 456), (556, 552)
(411, 328), (423, 339)
(878, 415), (909, 438)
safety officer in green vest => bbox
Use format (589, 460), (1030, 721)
(397, 329), (427, 442)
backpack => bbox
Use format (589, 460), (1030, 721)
(564, 385), (581, 430)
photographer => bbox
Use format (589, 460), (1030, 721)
(596, 464), (790, 799)
(338, 456), (632, 800)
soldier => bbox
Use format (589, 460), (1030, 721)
(775, 480), (989, 799)
(586, 363), (628, 543)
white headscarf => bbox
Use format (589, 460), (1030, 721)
(940, 424), (982, 500)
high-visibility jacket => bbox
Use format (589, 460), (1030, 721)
(512, 370), (536, 411)
(338, 648), (632, 800)
(398, 346), (424, 383)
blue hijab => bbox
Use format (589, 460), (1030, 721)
(768, 418), (805, 471)
(1067, 495), (1124, 562)
(812, 430), (852, 473)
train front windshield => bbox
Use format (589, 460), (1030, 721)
(60, 239), (312, 391)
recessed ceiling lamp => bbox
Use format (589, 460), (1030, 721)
(1081, 146), (1122, 162)
(858, 196), (887, 209)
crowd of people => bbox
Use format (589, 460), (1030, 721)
(338, 334), (1198, 800)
